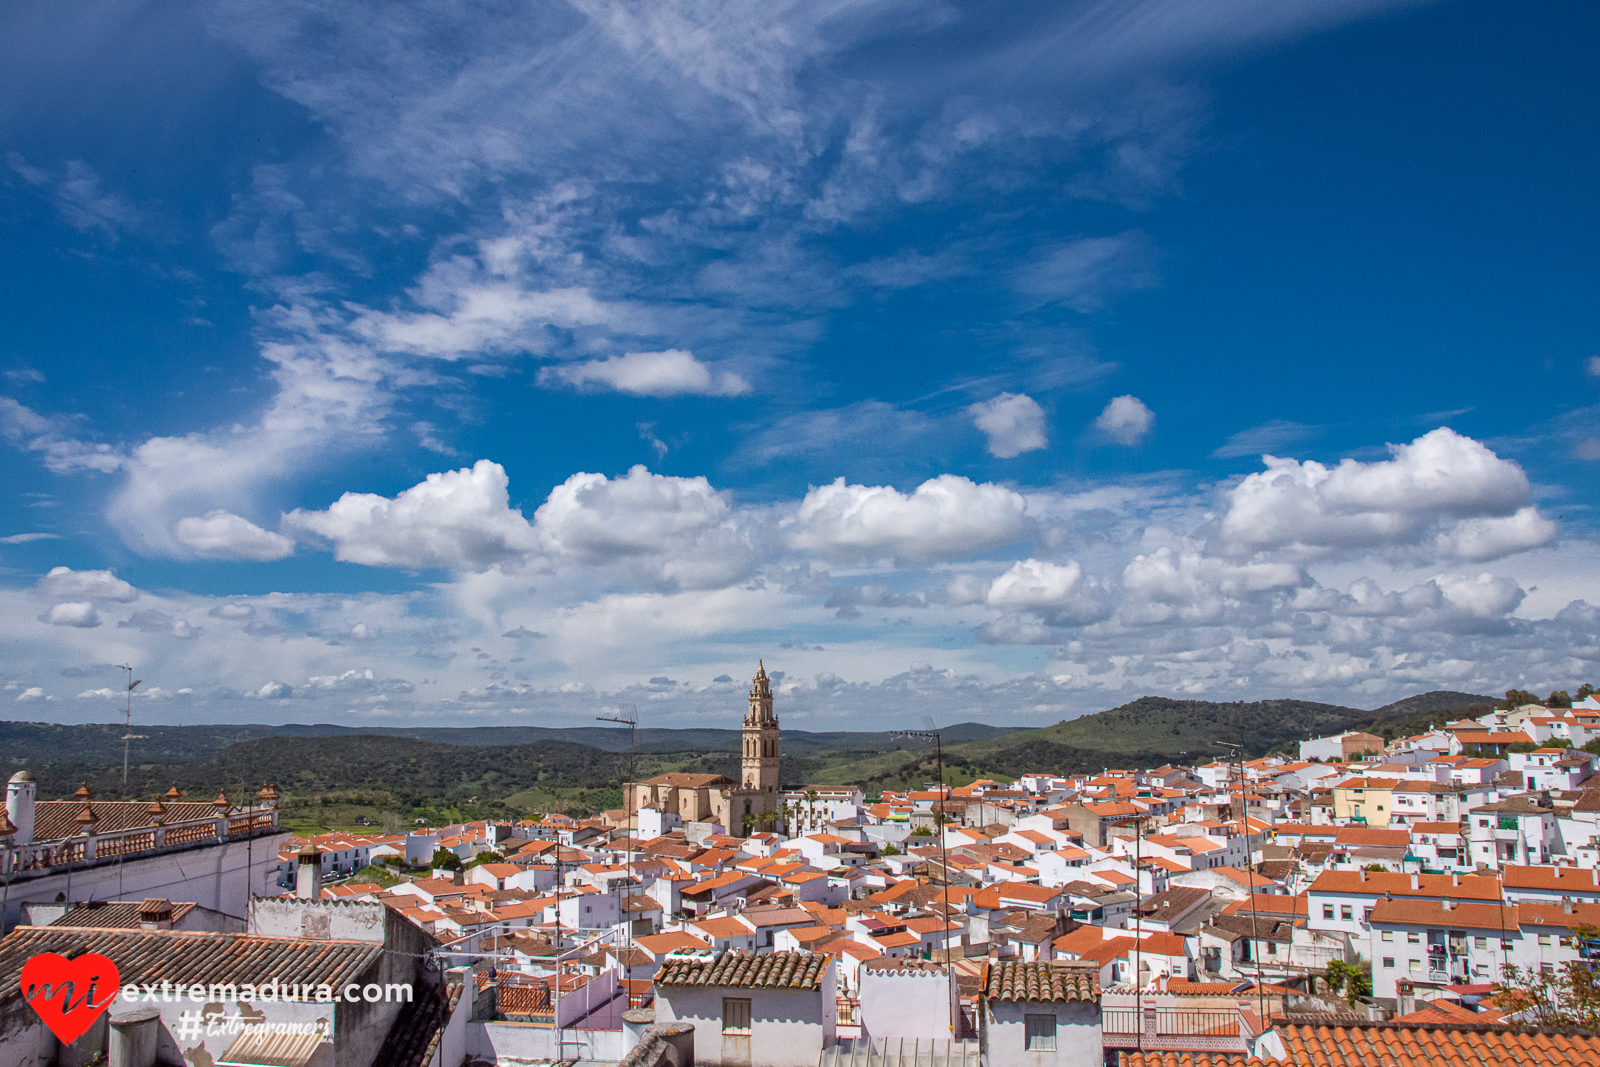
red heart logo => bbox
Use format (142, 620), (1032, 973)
(20, 951), (121, 1047)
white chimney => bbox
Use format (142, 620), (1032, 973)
(295, 842), (323, 900)
(6, 772), (36, 845)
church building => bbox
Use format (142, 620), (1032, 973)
(627, 663), (780, 836)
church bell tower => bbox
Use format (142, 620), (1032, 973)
(742, 662), (780, 796)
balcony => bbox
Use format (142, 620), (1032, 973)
(1102, 1009), (1251, 1054)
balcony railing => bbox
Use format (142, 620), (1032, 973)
(1102, 1009), (1249, 1052)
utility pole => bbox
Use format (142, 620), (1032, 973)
(116, 664), (144, 792)
(890, 726), (958, 1037)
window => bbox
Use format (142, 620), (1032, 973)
(1502, 940), (1514, 951)
(1323, 905), (1335, 920)
(1539, 934), (1552, 946)
(1383, 957), (1395, 968)
(1341, 906), (1353, 921)
(1542, 963), (1556, 976)
(1025, 1014), (1057, 1052)
(1382, 931), (1394, 942)
(1407, 932), (1420, 945)
(1475, 937), (1488, 950)
(1409, 960), (1421, 974)
(722, 998), (752, 1035)
(1267, 942), (1278, 956)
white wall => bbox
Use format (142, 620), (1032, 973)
(656, 970), (837, 1067)
(858, 968), (956, 1040)
(982, 999), (1101, 1067)
(1, 833), (290, 934)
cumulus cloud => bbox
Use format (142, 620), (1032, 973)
(173, 511), (295, 561)
(287, 461), (758, 589)
(534, 465), (756, 589)
(1221, 427), (1535, 556)
(541, 350), (751, 397)
(38, 567), (139, 603)
(970, 393), (1047, 458)
(41, 602), (101, 628)
(15, 687), (45, 702)
(253, 681), (293, 699)
(1120, 547), (1304, 625)
(787, 475), (1031, 565)
(285, 459), (540, 570)
(1433, 507), (1557, 562)
(1095, 395), (1154, 446)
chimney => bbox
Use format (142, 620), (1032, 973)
(1564, 897), (1576, 915)
(6, 772), (37, 845)
(1410, 872), (1420, 891)
(1442, 899), (1455, 911)
(1556, 867), (1563, 879)
(1359, 869), (1367, 882)
(295, 842), (323, 899)
(138, 898), (174, 931)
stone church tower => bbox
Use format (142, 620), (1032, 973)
(742, 661), (780, 793)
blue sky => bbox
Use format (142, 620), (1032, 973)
(2, 0), (1598, 730)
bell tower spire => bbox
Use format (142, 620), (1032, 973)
(740, 661), (780, 811)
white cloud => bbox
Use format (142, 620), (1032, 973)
(985, 559), (1083, 612)
(542, 350), (751, 397)
(1433, 507), (1557, 562)
(38, 567), (139, 603)
(1221, 427), (1533, 555)
(0, 398), (123, 473)
(7, 154), (141, 238)
(118, 610), (201, 639)
(788, 475), (1031, 565)
(15, 687), (45, 702)
(253, 681), (293, 699)
(534, 465), (756, 589)
(78, 687), (120, 699)
(1095, 395), (1154, 446)
(42, 602), (101, 628)
(173, 511), (296, 561)
(0, 533), (60, 544)
(285, 459), (540, 570)
(1120, 547), (1304, 625)
(1013, 233), (1158, 312)
(970, 393), (1047, 458)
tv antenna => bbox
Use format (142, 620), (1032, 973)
(116, 664), (144, 792)
(597, 705), (638, 973)
(889, 722), (959, 1038)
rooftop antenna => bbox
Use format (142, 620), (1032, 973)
(1212, 737), (1267, 1028)
(597, 704), (638, 979)
(116, 664), (144, 793)
(890, 723), (958, 1039)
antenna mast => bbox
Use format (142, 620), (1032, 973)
(116, 664), (144, 792)
(597, 705), (638, 978)
(890, 724), (957, 1038)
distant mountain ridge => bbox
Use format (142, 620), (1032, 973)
(0, 691), (1499, 807)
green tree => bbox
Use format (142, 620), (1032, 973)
(1549, 690), (1574, 709)
(431, 848), (462, 871)
(1493, 930), (1600, 1027)
(1498, 689), (1540, 710)
(1322, 959), (1371, 1005)
(1578, 683), (1596, 701)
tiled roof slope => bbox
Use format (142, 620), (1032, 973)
(0, 927), (382, 1005)
(1119, 1023), (1600, 1067)
(655, 950), (829, 990)
(984, 961), (1098, 1003)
